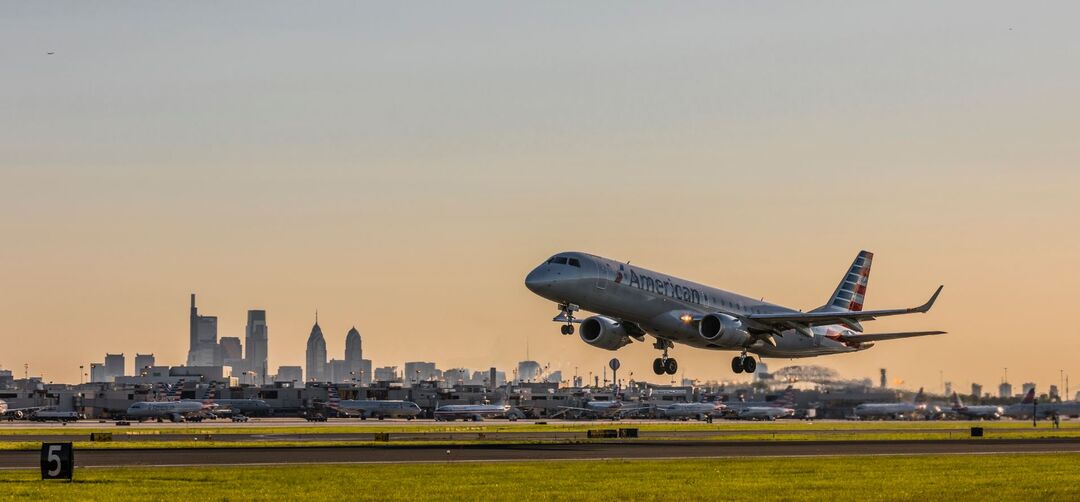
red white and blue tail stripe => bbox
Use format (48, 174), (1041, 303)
(823, 250), (873, 312)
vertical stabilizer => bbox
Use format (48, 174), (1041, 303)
(818, 250), (873, 312)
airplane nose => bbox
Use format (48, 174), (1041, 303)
(524, 267), (549, 292)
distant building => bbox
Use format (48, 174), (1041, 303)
(345, 327), (362, 362)
(404, 362), (438, 384)
(343, 327), (367, 384)
(546, 370), (563, 384)
(134, 354), (155, 375)
(276, 366), (303, 386)
(445, 368), (470, 385)
(1022, 382), (1036, 396)
(104, 353), (125, 382)
(89, 363), (106, 383)
(879, 369), (887, 389)
(999, 382), (1013, 399)
(244, 310), (269, 384)
(1050, 385), (1060, 401)
(374, 366), (399, 382)
(517, 361), (542, 382)
(187, 294), (220, 366)
(219, 337), (243, 372)
(305, 315), (327, 382)
(944, 381), (952, 396)
(971, 383), (983, 400)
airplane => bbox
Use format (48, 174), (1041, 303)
(325, 387), (422, 420)
(1003, 389), (1080, 419)
(125, 399), (208, 422)
(0, 399), (50, 420)
(203, 383), (272, 417)
(433, 403), (520, 422)
(723, 387), (796, 420)
(949, 392), (1003, 420)
(654, 401), (725, 421)
(524, 250), (944, 375)
(853, 388), (927, 420)
(552, 399), (650, 420)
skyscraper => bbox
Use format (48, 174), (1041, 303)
(219, 337), (243, 372)
(104, 353), (125, 382)
(187, 294), (219, 366)
(305, 314), (327, 382)
(134, 354), (155, 375)
(244, 310), (269, 384)
(345, 327), (362, 363)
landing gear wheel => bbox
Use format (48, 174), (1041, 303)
(560, 324), (575, 335)
(664, 358), (678, 375)
(653, 358), (665, 375)
(731, 357), (744, 374)
(742, 356), (757, 373)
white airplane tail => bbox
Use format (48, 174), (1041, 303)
(913, 387), (926, 404)
(1019, 388), (1036, 405)
(950, 391), (964, 408)
(816, 250), (873, 312)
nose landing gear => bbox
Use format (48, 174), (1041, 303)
(731, 351), (757, 374)
(652, 339), (678, 375)
(554, 303), (579, 335)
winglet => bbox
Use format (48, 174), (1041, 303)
(914, 285), (943, 313)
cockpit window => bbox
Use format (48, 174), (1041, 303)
(568, 258), (581, 267)
(553, 257), (568, 265)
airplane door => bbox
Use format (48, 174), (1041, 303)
(596, 262), (611, 290)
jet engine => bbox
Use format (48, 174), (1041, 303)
(579, 316), (633, 351)
(698, 313), (752, 347)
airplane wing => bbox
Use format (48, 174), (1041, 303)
(745, 286), (943, 332)
(838, 330), (946, 343)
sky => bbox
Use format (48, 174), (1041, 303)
(2, 2), (1078, 393)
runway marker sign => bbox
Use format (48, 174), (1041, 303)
(40, 442), (74, 480)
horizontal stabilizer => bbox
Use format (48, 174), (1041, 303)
(839, 330), (946, 343)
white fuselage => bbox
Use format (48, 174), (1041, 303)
(657, 402), (724, 419)
(1005, 402), (1080, 419)
(730, 406), (795, 420)
(952, 405), (1004, 419)
(339, 400), (422, 419)
(434, 404), (512, 421)
(525, 252), (869, 358)
(853, 403), (925, 418)
(126, 400), (206, 419)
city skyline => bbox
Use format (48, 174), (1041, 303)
(2, 3), (1079, 390)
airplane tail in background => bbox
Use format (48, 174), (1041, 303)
(816, 250), (873, 312)
(327, 386), (341, 412)
(1020, 388), (1036, 405)
(772, 386), (796, 407)
(951, 392), (964, 408)
(169, 379), (186, 401)
(913, 387), (926, 404)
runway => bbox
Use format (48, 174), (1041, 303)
(1, 439), (1078, 469)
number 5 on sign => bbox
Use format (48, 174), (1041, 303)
(40, 443), (73, 480)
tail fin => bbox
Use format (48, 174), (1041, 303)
(819, 250), (873, 312)
(913, 387), (926, 404)
(327, 385), (341, 412)
(772, 386), (796, 407)
(951, 391), (963, 408)
(204, 382), (217, 405)
(169, 379), (186, 401)
(1020, 388), (1036, 405)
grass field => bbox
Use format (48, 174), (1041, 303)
(1, 453), (1077, 501)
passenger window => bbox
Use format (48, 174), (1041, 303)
(554, 257), (568, 265)
(568, 258), (580, 267)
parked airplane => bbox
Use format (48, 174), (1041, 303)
(724, 387), (796, 420)
(325, 387), (422, 420)
(949, 392), (1003, 420)
(853, 388), (927, 420)
(525, 250), (944, 374)
(204, 383), (272, 416)
(0, 400), (49, 420)
(553, 399), (649, 420)
(433, 403), (520, 422)
(125, 400), (208, 422)
(1003, 389), (1080, 419)
(654, 401), (725, 421)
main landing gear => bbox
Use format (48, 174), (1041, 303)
(652, 339), (678, 375)
(731, 351), (757, 374)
